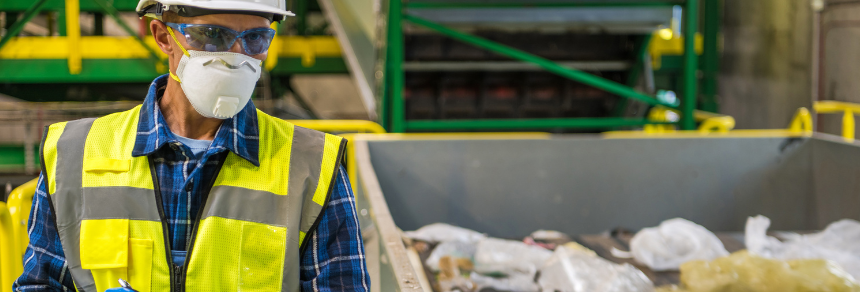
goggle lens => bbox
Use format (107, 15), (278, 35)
(167, 23), (276, 55)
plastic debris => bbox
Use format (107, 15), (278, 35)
(405, 223), (487, 244)
(745, 215), (860, 280)
(624, 218), (729, 271)
(538, 245), (655, 292)
(523, 230), (572, 250)
(656, 250), (860, 292)
(426, 240), (478, 272)
(473, 238), (553, 277)
(470, 272), (539, 292)
(438, 256), (476, 292)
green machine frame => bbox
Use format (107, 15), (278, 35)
(378, 0), (721, 132)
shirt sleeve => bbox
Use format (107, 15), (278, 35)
(13, 173), (76, 292)
(299, 166), (371, 292)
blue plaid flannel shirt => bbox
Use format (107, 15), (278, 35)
(13, 74), (370, 292)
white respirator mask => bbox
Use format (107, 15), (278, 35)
(167, 27), (262, 119)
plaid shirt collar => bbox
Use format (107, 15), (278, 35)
(131, 74), (260, 166)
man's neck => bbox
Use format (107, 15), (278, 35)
(159, 80), (222, 141)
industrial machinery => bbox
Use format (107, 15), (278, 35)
(323, 0), (721, 132)
(350, 129), (860, 291)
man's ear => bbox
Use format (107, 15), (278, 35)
(150, 20), (173, 56)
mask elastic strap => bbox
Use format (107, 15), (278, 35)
(167, 26), (190, 83)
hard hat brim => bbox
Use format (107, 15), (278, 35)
(137, 0), (295, 18)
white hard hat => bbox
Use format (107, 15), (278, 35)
(136, 0), (294, 22)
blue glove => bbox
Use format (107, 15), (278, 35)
(105, 279), (138, 292)
(104, 288), (136, 292)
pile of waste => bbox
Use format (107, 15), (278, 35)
(404, 216), (860, 292)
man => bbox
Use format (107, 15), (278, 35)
(13, 0), (370, 291)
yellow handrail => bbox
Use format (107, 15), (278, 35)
(286, 120), (387, 134)
(7, 179), (38, 254)
(1, 201), (22, 292)
(605, 107), (814, 139)
(814, 101), (860, 141)
(641, 107), (737, 134)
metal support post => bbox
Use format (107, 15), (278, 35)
(296, 0), (308, 35)
(57, 10), (67, 36)
(406, 15), (675, 108)
(0, 0), (50, 50)
(681, 0), (699, 130)
(701, 0), (720, 112)
(389, 0), (405, 132)
(93, 12), (104, 36)
(65, 0), (82, 74)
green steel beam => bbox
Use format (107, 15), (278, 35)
(0, 57), (347, 83)
(0, 0), (50, 50)
(0, 0), (139, 12)
(405, 15), (677, 109)
(295, 0), (309, 35)
(405, 1), (684, 9)
(701, 0), (720, 113)
(681, 0), (699, 130)
(0, 145), (40, 173)
(405, 118), (667, 131)
(389, 0), (405, 132)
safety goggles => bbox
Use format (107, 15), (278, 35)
(165, 22), (276, 55)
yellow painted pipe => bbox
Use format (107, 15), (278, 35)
(65, 0), (81, 74)
(7, 178), (38, 255)
(286, 120), (387, 134)
(1, 201), (22, 292)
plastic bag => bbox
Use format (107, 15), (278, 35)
(404, 223), (486, 244)
(426, 240), (478, 272)
(625, 218), (728, 271)
(538, 245), (655, 292)
(473, 238), (552, 277)
(470, 272), (539, 292)
(660, 250), (860, 292)
(745, 215), (860, 280)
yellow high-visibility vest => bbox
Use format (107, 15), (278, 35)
(40, 105), (346, 292)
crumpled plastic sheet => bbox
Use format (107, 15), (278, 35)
(622, 218), (729, 271)
(745, 215), (860, 280)
(473, 237), (553, 277)
(426, 240), (477, 272)
(538, 245), (655, 292)
(657, 250), (860, 292)
(404, 223), (487, 244)
(470, 272), (539, 292)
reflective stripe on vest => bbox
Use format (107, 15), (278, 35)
(41, 105), (347, 292)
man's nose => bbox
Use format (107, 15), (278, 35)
(229, 39), (244, 54)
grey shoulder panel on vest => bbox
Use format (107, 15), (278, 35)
(48, 118), (98, 291)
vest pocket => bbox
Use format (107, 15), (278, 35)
(128, 238), (153, 292)
(239, 223), (287, 291)
(81, 219), (129, 292)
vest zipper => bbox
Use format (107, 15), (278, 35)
(149, 156), (178, 292)
(173, 264), (185, 292)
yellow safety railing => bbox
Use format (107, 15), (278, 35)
(635, 106), (737, 135)
(1, 201), (21, 292)
(1, 179), (37, 292)
(605, 107), (813, 139)
(814, 101), (860, 141)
